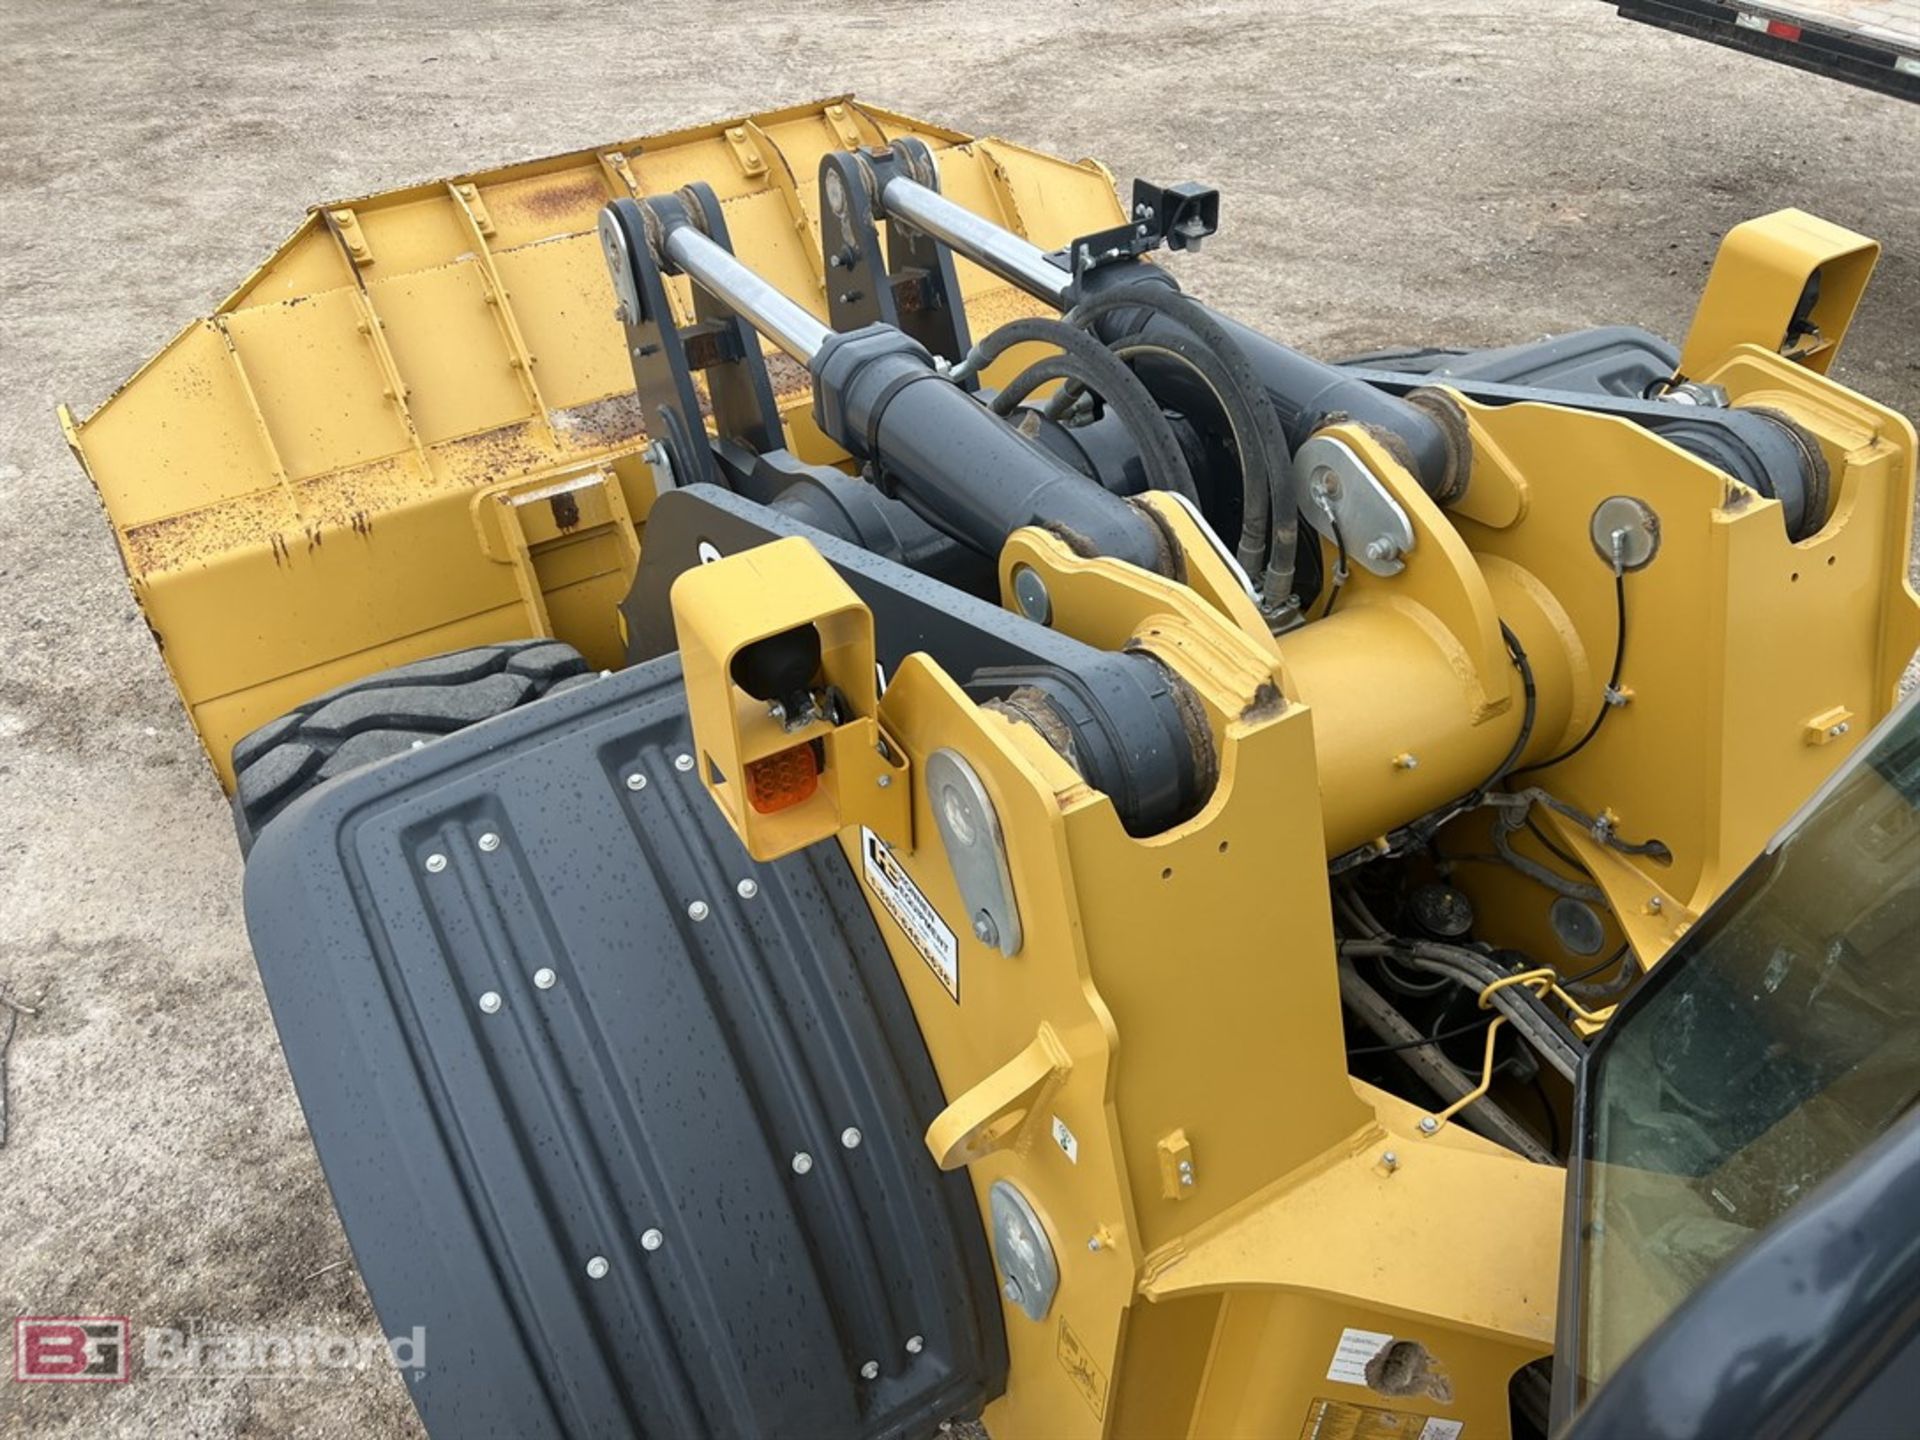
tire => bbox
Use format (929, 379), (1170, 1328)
(230, 640), (594, 853)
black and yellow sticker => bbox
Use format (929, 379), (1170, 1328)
(1057, 1314), (1109, 1421)
(1299, 1396), (1463, 1440)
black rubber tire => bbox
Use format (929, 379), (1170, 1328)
(230, 639), (594, 853)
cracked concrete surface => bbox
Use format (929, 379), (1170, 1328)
(1, 1), (1916, 1435)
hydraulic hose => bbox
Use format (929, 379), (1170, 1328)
(1337, 959), (1556, 1163)
(1065, 284), (1298, 621)
(1340, 939), (1584, 1082)
(954, 316), (1201, 503)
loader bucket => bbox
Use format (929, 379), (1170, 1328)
(61, 97), (1126, 787)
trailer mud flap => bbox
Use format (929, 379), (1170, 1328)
(242, 654), (1005, 1438)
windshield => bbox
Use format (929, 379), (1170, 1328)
(1571, 693), (1920, 1401)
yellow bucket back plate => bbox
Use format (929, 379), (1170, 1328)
(62, 97), (1126, 787)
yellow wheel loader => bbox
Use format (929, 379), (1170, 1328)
(64, 100), (1920, 1439)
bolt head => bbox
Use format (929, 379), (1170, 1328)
(641, 1228), (663, 1252)
(859, 1360), (880, 1381)
(478, 991), (502, 1014)
(1418, 1116), (1439, 1135)
(1087, 1236), (1103, 1252)
(478, 832), (500, 852)
(876, 774), (891, 788)
(673, 753), (695, 773)
(1002, 1277), (1024, 1305)
(586, 1255), (610, 1279)
(841, 1127), (863, 1150)
(905, 1335), (924, 1355)
(533, 968), (556, 990)
(688, 901), (710, 922)
(972, 912), (999, 946)
(625, 772), (647, 791)
(1363, 537), (1399, 564)
(791, 1152), (813, 1175)
(737, 878), (758, 900)
(425, 853), (447, 873)
(1382, 1150), (1399, 1170)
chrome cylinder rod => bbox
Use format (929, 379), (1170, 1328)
(878, 174), (1073, 309)
(660, 223), (834, 363)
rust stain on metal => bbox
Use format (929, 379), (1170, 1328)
(500, 171), (609, 225)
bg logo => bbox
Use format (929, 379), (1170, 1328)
(13, 1318), (131, 1382)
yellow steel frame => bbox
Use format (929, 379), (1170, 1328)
(669, 213), (1917, 1437)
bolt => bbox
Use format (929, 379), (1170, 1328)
(841, 1127), (863, 1150)
(1178, 1160), (1195, 1187)
(1002, 1277), (1024, 1306)
(1393, 752), (1419, 771)
(972, 912), (999, 947)
(1648, 897), (1664, 914)
(1087, 1236), (1103, 1252)
(641, 1228), (663, 1252)
(1418, 1116), (1439, 1135)
(877, 774), (891, 788)
(425, 853), (448, 873)
(478, 991), (502, 1014)
(791, 1152), (813, 1175)
(478, 832), (500, 852)
(1363, 537), (1399, 564)
(688, 901), (710, 922)
(625, 772), (648, 791)
(906, 1335), (924, 1355)
(674, 753), (695, 773)
(586, 1255), (610, 1280)
(860, 1360), (880, 1381)
(533, 968), (556, 990)
(1382, 1151), (1400, 1172)
(737, 878), (758, 900)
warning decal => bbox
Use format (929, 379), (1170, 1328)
(861, 826), (959, 1001)
(1298, 1397), (1462, 1440)
(1057, 1315), (1109, 1420)
(1327, 1327), (1394, 1385)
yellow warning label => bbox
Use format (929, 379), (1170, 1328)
(1057, 1315), (1109, 1421)
(1298, 1396), (1463, 1440)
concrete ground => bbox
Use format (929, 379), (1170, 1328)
(1, 1), (1915, 1435)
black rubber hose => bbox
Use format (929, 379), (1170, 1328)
(1065, 285), (1297, 620)
(1340, 939), (1585, 1082)
(987, 349), (1201, 504)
